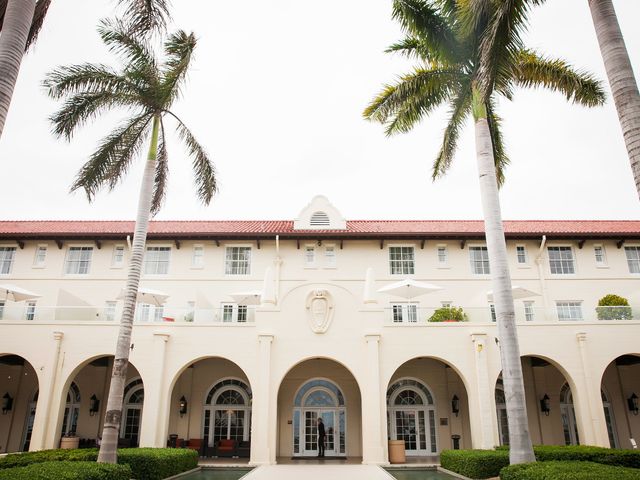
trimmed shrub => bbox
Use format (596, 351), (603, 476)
(440, 449), (509, 479)
(500, 461), (640, 480)
(0, 461), (131, 480)
(118, 448), (198, 480)
(533, 445), (640, 469)
(0, 449), (98, 470)
(596, 294), (632, 320)
(428, 306), (468, 322)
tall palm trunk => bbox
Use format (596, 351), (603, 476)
(588, 0), (640, 198)
(98, 114), (160, 464)
(0, 0), (37, 140)
(472, 88), (534, 464)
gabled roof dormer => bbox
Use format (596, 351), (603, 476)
(293, 195), (347, 230)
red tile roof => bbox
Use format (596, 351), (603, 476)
(0, 220), (639, 239)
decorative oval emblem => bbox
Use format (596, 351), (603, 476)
(305, 289), (334, 333)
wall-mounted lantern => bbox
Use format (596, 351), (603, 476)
(451, 395), (460, 417)
(540, 394), (551, 416)
(179, 396), (188, 417)
(89, 394), (100, 416)
(628, 393), (639, 416)
(2, 393), (13, 415)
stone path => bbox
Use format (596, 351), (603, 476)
(241, 464), (395, 480)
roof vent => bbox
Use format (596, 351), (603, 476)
(310, 211), (330, 227)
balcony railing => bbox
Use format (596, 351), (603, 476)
(383, 305), (640, 325)
(0, 305), (256, 324)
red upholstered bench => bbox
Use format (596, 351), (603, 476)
(215, 439), (237, 457)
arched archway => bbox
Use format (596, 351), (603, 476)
(277, 358), (361, 459)
(387, 358), (470, 454)
(59, 355), (143, 448)
(0, 354), (39, 453)
(167, 357), (252, 458)
(600, 354), (640, 448)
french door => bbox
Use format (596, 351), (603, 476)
(389, 408), (432, 455)
(204, 408), (251, 447)
(300, 409), (339, 456)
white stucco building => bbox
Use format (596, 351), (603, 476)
(0, 196), (639, 464)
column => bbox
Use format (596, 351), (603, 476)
(139, 332), (170, 447)
(251, 334), (273, 465)
(362, 334), (385, 464)
(31, 331), (64, 450)
(575, 332), (609, 446)
(470, 333), (496, 449)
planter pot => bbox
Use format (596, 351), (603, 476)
(388, 440), (406, 464)
(60, 436), (79, 449)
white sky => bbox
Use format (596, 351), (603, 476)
(1, 0), (639, 221)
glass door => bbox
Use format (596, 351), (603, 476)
(301, 409), (337, 456)
(391, 409), (429, 455)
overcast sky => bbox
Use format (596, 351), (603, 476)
(1, 0), (639, 221)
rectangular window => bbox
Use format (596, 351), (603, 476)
(225, 246), (251, 275)
(625, 246), (640, 274)
(25, 301), (36, 321)
(524, 301), (535, 322)
(305, 246), (315, 266)
(237, 305), (248, 323)
(0, 301), (4, 320)
(490, 304), (496, 322)
(437, 246), (448, 264)
(469, 246), (490, 274)
(220, 303), (248, 323)
(556, 301), (583, 321)
(136, 303), (163, 322)
(0, 247), (17, 274)
(104, 301), (117, 321)
(325, 245), (336, 267)
(594, 245), (606, 265)
(144, 246), (171, 274)
(389, 246), (415, 275)
(33, 245), (47, 267)
(64, 247), (93, 275)
(516, 245), (528, 264)
(222, 304), (234, 322)
(192, 245), (204, 268)
(112, 245), (125, 267)
(391, 303), (418, 323)
(548, 246), (575, 274)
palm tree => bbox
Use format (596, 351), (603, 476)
(0, 0), (170, 141)
(588, 0), (640, 199)
(44, 19), (217, 463)
(364, 0), (604, 464)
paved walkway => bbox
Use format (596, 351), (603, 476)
(241, 465), (395, 480)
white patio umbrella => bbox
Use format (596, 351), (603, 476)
(229, 291), (262, 305)
(486, 286), (541, 302)
(0, 284), (41, 302)
(377, 279), (443, 300)
(117, 287), (169, 306)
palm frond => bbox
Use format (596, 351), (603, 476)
(151, 119), (169, 214)
(117, 0), (171, 36)
(25, 0), (51, 51)
(432, 88), (471, 180)
(392, 0), (462, 64)
(71, 113), (153, 199)
(160, 30), (197, 106)
(364, 67), (464, 135)
(385, 37), (424, 60)
(486, 98), (509, 187)
(49, 91), (140, 140)
(169, 112), (217, 205)
(44, 63), (135, 99)
(511, 50), (606, 107)
(98, 19), (157, 74)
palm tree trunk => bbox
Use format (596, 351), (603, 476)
(0, 0), (37, 140)
(98, 114), (161, 463)
(588, 0), (640, 199)
(472, 88), (535, 464)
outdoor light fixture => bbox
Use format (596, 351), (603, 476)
(2, 392), (13, 415)
(540, 394), (551, 416)
(628, 393), (639, 416)
(89, 394), (100, 416)
(451, 395), (460, 417)
(179, 396), (188, 417)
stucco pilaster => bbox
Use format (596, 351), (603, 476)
(139, 331), (170, 447)
(362, 334), (385, 464)
(469, 333), (496, 449)
(252, 334), (274, 465)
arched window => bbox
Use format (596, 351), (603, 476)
(203, 378), (252, 446)
(310, 211), (330, 227)
(560, 383), (579, 445)
(122, 378), (144, 446)
(62, 382), (81, 436)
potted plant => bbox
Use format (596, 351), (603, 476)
(596, 294), (632, 320)
(428, 306), (468, 323)
(60, 431), (79, 449)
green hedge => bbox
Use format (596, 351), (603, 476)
(0, 461), (131, 480)
(118, 448), (198, 480)
(440, 449), (509, 479)
(442, 446), (640, 479)
(0, 448), (197, 479)
(500, 461), (640, 480)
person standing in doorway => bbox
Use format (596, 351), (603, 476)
(317, 417), (326, 457)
